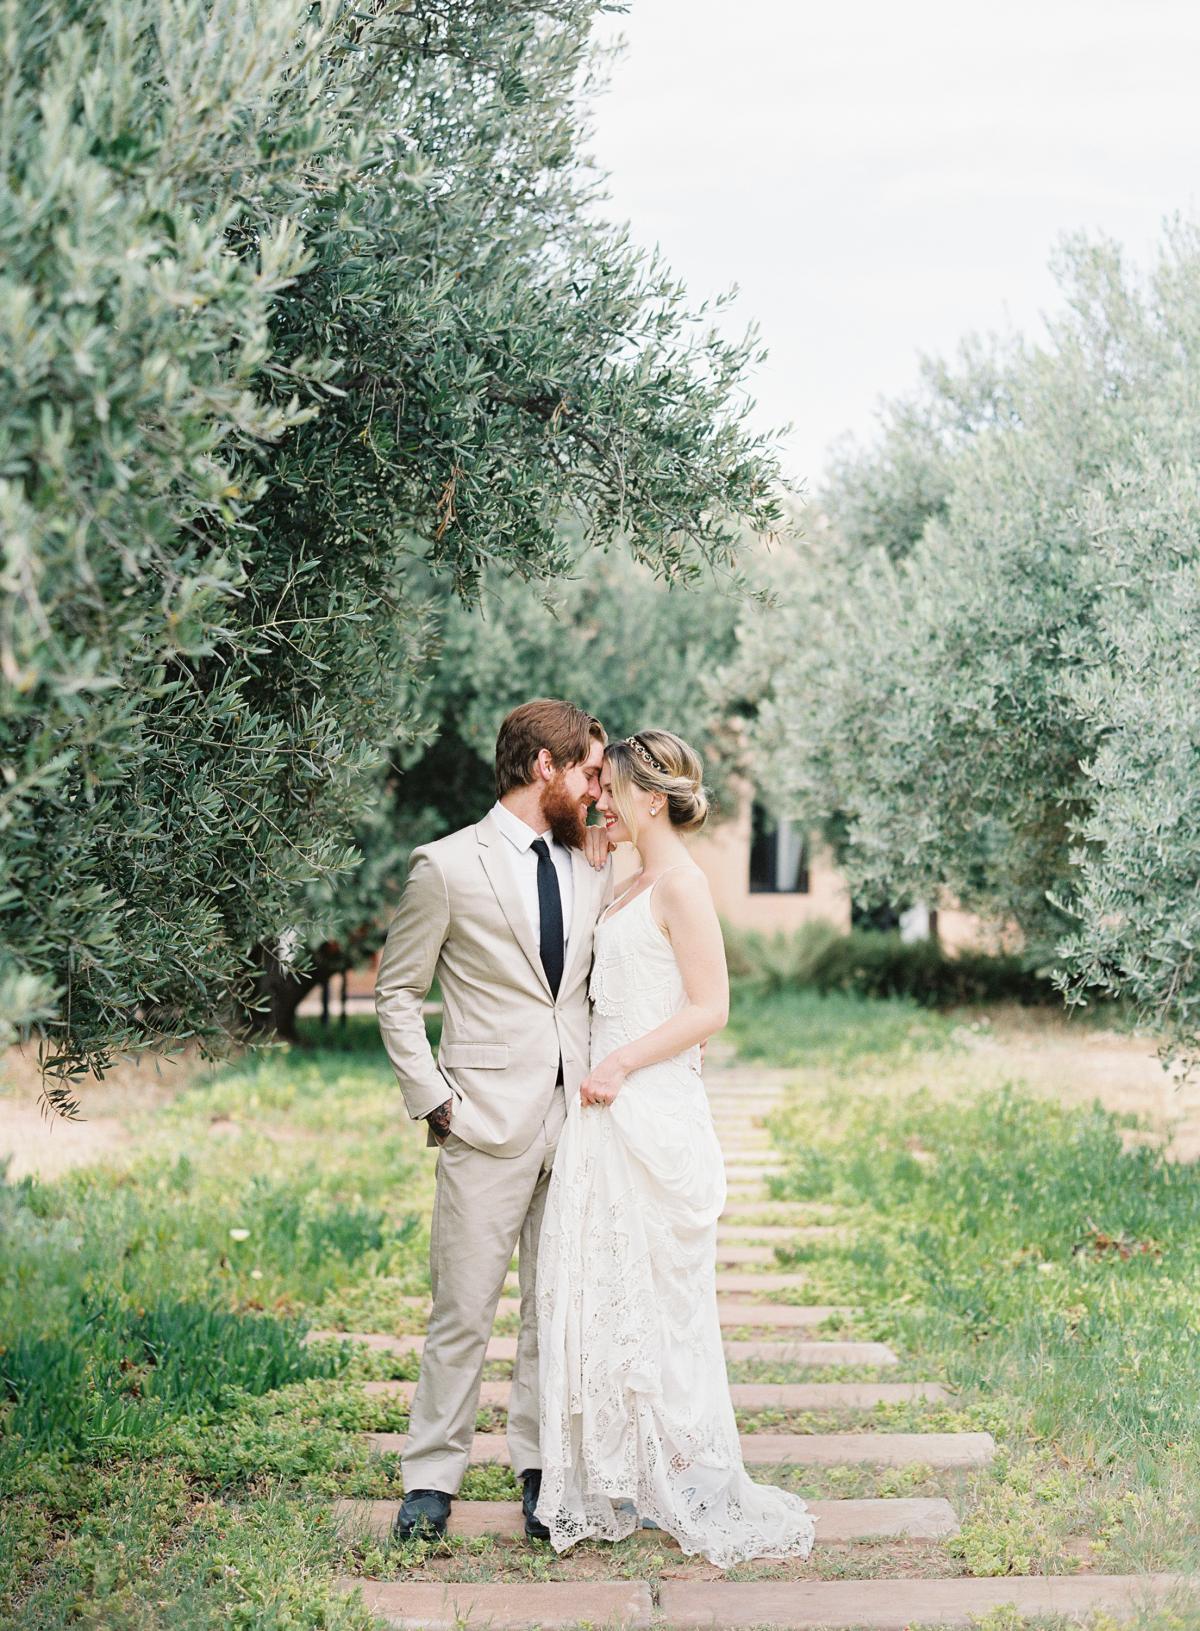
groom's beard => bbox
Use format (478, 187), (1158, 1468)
(543, 772), (588, 850)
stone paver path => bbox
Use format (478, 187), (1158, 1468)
(337, 1579), (652, 1629)
(339, 1574), (1192, 1630)
(335, 1494), (961, 1543)
(360, 1378), (952, 1409)
(720, 1201), (840, 1220)
(713, 1242), (785, 1265)
(331, 1060), (1195, 1629)
(718, 1223), (839, 1242)
(311, 1330), (898, 1366)
(362, 1427), (994, 1468)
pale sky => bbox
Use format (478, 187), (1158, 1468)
(587, 0), (1200, 493)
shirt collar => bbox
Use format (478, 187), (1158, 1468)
(490, 800), (554, 855)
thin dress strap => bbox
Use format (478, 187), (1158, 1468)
(646, 861), (700, 901)
(645, 861), (702, 923)
(600, 862), (699, 927)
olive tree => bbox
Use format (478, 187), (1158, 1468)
(1, 0), (786, 1096)
(741, 227), (1200, 1048)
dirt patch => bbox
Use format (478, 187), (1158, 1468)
(0, 1042), (203, 1182)
(809, 1005), (1200, 1161)
(950, 1008), (1200, 1159)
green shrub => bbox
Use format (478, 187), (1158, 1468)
(812, 930), (1056, 1006)
(723, 921), (1056, 1007)
(721, 919), (845, 992)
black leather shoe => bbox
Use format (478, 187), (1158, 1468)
(521, 1467), (550, 1540)
(392, 1488), (453, 1541)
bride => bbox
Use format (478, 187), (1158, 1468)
(534, 729), (817, 1567)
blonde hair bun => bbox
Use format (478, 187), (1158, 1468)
(607, 728), (710, 836)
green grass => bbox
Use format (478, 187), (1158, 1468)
(725, 984), (956, 1068)
(4, 1003), (1200, 1626)
(1, 1017), (431, 1628)
(765, 1074), (1200, 1585)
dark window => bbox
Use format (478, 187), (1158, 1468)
(749, 803), (809, 894)
(851, 900), (902, 932)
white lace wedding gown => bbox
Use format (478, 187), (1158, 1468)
(535, 871), (817, 1567)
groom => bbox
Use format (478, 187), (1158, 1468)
(374, 698), (612, 1541)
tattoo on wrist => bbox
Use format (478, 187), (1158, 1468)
(427, 1097), (453, 1137)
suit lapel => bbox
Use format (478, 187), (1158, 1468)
(476, 812), (552, 998)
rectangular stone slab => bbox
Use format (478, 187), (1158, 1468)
(719, 1225), (838, 1243)
(333, 1494), (960, 1543)
(362, 1425), (972, 1466)
(360, 1379), (951, 1409)
(362, 1300), (852, 1331)
(734, 1430), (993, 1468)
(721, 1305), (848, 1330)
(305, 1330), (518, 1362)
(722, 1202), (839, 1220)
(715, 1302), (855, 1328)
(312, 1331), (892, 1367)
(656, 1574), (1196, 1629)
(708, 1337), (895, 1364)
(336, 1579), (653, 1629)
(714, 1273), (818, 1292)
(715, 1244), (782, 1265)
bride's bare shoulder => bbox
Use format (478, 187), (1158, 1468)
(652, 863), (713, 921)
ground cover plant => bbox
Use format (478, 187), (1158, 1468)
(755, 1002), (1200, 1594)
(725, 983), (957, 1069)
(1, 1019), (437, 1627)
(3, 1005), (1197, 1628)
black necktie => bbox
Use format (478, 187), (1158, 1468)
(531, 838), (564, 997)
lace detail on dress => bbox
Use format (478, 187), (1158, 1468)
(535, 887), (817, 1568)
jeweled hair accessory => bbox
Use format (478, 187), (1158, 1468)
(625, 736), (666, 775)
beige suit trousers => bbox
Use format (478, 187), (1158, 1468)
(401, 1084), (568, 1492)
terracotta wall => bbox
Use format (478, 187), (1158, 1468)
(612, 787), (849, 934)
(934, 903), (1024, 956)
(616, 792), (1001, 949)
(682, 804), (849, 935)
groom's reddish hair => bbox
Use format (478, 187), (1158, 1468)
(495, 700), (606, 796)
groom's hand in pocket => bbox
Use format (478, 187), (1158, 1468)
(426, 1096), (454, 1143)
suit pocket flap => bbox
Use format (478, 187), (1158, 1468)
(440, 1042), (509, 1070)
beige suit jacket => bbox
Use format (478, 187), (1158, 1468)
(374, 809), (613, 1158)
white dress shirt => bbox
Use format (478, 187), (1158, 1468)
(489, 800), (574, 957)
